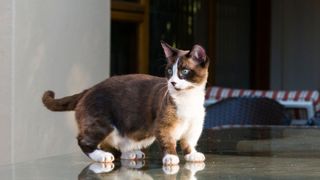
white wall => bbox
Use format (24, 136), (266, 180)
(0, 0), (13, 165)
(271, 0), (320, 90)
(0, 0), (110, 165)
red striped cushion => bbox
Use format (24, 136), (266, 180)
(205, 87), (320, 116)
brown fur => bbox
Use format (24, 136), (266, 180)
(180, 138), (192, 155)
(42, 90), (88, 111)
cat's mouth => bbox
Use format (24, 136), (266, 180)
(172, 86), (194, 91)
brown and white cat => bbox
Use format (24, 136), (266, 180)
(42, 41), (209, 165)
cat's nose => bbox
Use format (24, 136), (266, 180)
(171, 82), (177, 86)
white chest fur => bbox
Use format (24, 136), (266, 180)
(170, 86), (206, 140)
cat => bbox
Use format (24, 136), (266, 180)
(42, 41), (209, 165)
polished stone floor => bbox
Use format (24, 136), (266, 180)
(2, 127), (320, 179)
(1, 152), (320, 180)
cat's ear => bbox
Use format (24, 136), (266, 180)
(160, 41), (177, 59)
(189, 44), (207, 65)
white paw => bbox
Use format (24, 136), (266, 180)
(121, 150), (145, 160)
(184, 162), (206, 172)
(134, 150), (145, 159)
(184, 152), (205, 162)
(162, 165), (180, 175)
(162, 154), (180, 165)
(89, 150), (115, 163)
(121, 159), (145, 169)
(89, 163), (115, 174)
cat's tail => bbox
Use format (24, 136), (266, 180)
(42, 90), (87, 111)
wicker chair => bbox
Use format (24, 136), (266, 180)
(205, 86), (320, 125)
(204, 97), (290, 129)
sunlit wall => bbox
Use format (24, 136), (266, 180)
(0, 0), (110, 165)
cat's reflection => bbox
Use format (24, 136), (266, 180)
(79, 160), (150, 180)
(78, 160), (205, 180)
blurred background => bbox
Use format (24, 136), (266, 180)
(111, 0), (320, 90)
(1, 0), (320, 165)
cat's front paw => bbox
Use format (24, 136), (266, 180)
(162, 154), (180, 165)
(89, 163), (115, 174)
(162, 165), (180, 175)
(121, 150), (145, 160)
(184, 152), (205, 162)
(184, 162), (206, 172)
(89, 150), (115, 163)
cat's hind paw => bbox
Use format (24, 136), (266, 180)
(121, 159), (145, 169)
(184, 152), (205, 162)
(89, 163), (115, 174)
(162, 154), (180, 165)
(89, 150), (115, 163)
(121, 150), (145, 160)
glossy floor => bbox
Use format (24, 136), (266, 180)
(1, 152), (320, 179)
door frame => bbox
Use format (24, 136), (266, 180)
(111, 0), (149, 74)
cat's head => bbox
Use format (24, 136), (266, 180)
(161, 41), (209, 93)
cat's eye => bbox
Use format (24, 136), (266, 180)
(181, 69), (190, 76)
(167, 68), (173, 75)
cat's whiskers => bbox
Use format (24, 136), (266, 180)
(158, 83), (169, 107)
(162, 89), (169, 104)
